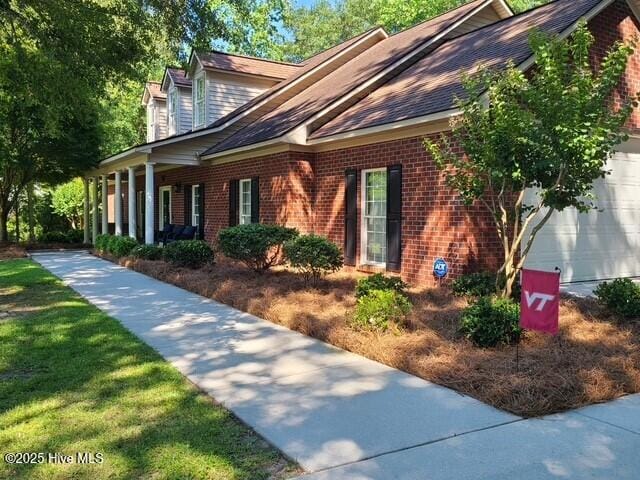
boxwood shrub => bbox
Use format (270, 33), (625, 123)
(108, 236), (138, 257)
(284, 234), (342, 284)
(130, 244), (164, 261)
(452, 272), (496, 297)
(218, 224), (298, 272)
(594, 278), (640, 319)
(459, 296), (522, 348)
(163, 240), (214, 268)
(95, 234), (111, 253)
(352, 289), (412, 331)
(355, 273), (407, 299)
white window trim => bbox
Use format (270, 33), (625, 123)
(168, 87), (179, 136)
(147, 101), (156, 142)
(360, 167), (387, 268)
(191, 185), (200, 227)
(194, 73), (206, 129)
(239, 178), (252, 225)
(158, 185), (172, 229)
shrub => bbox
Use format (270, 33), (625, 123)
(218, 224), (298, 272)
(352, 289), (412, 331)
(355, 273), (407, 299)
(130, 244), (163, 261)
(108, 236), (139, 257)
(38, 231), (70, 243)
(163, 240), (214, 268)
(95, 234), (110, 252)
(284, 234), (343, 284)
(594, 278), (640, 319)
(452, 272), (496, 297)
(459, 296), (522, 348)
(66, 229), (85, 243)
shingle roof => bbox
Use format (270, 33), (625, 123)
(196, 51), (300, 79)
(145, 81), (166, 100)
(167, 68), (192, 88)
(203, 27), (384, 131)
(203, 0), (491, 156)
(311, 0), (604, 138)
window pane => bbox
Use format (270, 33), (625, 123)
(363, 170), (387, 264)
(239, 180), (251, 224)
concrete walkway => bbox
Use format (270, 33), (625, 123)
(32, 251), (640, 479)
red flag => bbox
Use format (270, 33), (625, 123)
(520, 269), (560, 335)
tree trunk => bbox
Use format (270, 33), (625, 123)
(0, 209), (9, 243)
(15, 200), (20, 243)
(27, 183), (35, 242)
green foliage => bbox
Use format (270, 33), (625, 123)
(218, 224), (298, 272)
(355, 273), (407, 299)
(284, 234), (343, 284)
(594, 278), (640, 319)
(452, 272), (496, 297)
(459, 296), (522, 348)
(37, 229), (85, 244)
(352, 289), (412, 331)
(108, 236), (139, 258)
(425, 23), (638, 298)
(163, 240), (214, 269)
(130, 244), (164, 261)
(50, 178), (85, 229)
(95, 234), (110, 253)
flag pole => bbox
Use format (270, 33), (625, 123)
(554, 266), (562, 349)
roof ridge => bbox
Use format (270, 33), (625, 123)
(443, 0), (564, 42)
(199, 49), (301, 67)
(300, 26), (387, 63)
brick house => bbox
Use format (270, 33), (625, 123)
(85, 0), (640, 286)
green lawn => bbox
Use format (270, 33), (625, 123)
(0, 259), (295, 480)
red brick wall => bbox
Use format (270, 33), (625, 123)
(314, 135), (502, 286)
(588, 0), (640, 133)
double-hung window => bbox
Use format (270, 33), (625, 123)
(168, 88), (178, 135)
(192, 185), (200, 226)
(361, 168), (387, 266)
(194, 75), (205, 128)
(147, 103), (156, 142)
(239, 179), (252, 225)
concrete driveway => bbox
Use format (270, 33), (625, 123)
(32, 251), (640, 479)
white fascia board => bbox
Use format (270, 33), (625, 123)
(307, 108), (459, 145)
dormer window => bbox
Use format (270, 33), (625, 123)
(167, 88), (178, 135)
(194, 74), (205, 128)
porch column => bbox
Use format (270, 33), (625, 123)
(144, 162), (155, 245)
(114, 170), (122, 236)
(91, 177), (99, 243)
(128, 166), (136, 239)
(83, 178), (90, 244)
(101, 175), (108, 234)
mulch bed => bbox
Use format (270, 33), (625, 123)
(101, 252), (640, 417)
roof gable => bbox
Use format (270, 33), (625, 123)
(191, 51), (300, 80)
(141, 81), (166, 106)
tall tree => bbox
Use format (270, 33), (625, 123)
(425, 23), (638, 297)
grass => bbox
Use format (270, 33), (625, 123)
(117, 254), (640, 418)
(0, 259), (296, 480)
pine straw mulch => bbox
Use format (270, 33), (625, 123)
(0, 244), (27, 260)
(107, 253), (640, 418)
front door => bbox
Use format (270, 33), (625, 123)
(159, 186), (172, 230)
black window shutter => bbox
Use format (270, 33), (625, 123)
(229, 179), (239, 226)
(198, 183), (205, 240)
(344, 169), (357, 266)
(386, 164), (402, 272)
(184, 185), (192, 226)
(251, 177), (260, 223)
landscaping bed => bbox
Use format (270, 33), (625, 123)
(103, 252), (640, 418)
(0, 259), (297, 480)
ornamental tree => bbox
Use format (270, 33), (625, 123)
(425, 23), (638, 298)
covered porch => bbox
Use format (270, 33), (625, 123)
(82, 147), (200, 245)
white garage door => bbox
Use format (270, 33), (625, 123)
(524, 150), (640, 283)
